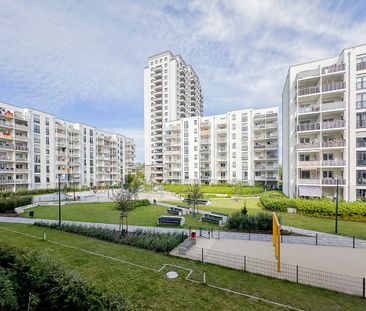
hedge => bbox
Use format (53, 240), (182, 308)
(0, 196), (32, 213)
(0, 186), (91, 199)
(163, 184), (264, 196)
(0, 244), (130, 310)
(35, 222), (186, 253)
(260, 191), (366, 219)
(227, 210), (273, 232)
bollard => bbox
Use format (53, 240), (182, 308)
(363, 277), (365, 299)
(243, 256), (247, 272)
(315, 233), (318, 246)
(353, 236), (355, 248)
(296, 265), (299, 283)
(203, 270), (206, 284)
(201, 248), (204, 263)
(43, 231), (46, 241)
(248, 233), (251, 241)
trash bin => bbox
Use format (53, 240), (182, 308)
(29, 211), (34, 218)
(191, 230), (196, 239)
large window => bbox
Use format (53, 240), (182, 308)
(356, 75), (366, 90)
(357, 151), (366, 166)
(357, 55), (366, 71)
(357, 170), (366, 185)
(357, 137), (366, 148)
(356, 112), (366, 128)
(357, 93), (366, 109)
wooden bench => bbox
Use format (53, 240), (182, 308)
(167, 206), (184, 215)
(157, 216), (185, 226)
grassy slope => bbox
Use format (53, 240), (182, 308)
(0, 223), (365, 311)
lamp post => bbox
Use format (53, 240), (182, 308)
(58, 173), (62, 227)
(335, 178), (339, 234)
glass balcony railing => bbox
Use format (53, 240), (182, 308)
(322, 179), (346, 185)
(297, 123), (320, 131)
(322, 120), (346, 129)
(298, 86), (320, 96)
(322, 82), (346, 92)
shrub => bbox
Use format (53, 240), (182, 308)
(260, 191), (366, 219)
(35, 223), (186, 253)
(0, 244), (130, 310)
(0, 196), (32, 213)
(227, 211), (273, 232)
(128, 199), (150, 209)
(163, 184), (264, 196)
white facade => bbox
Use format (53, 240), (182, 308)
(163, 107), (279, 187)
(282, 43), (366, 201)
(0, 101), (135, 191)
(144, 51), (203, 182)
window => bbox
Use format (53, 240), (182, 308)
(357, 93), (366, 109)
(357, 137), (366, 148)
(46, 165), (50, 173)
(34, 175), (40, 183)
(323, 153), (334, 161)
(33, 115), (40, 124)
(34, 155), (41, 163)
(45, 118), (49, 126)
(184, 121), (188, 129)
(33, 124), (40, 134)
(356, 75), (366, 90)
(357, 112), (366, 128)
(232, 143), (236, 149)
(300, 154), (310, 161)
(46, 137), (49, 145)
(357, 55), (366, 71)
(46, 176), (50, 183)
(46, 128), (49, 135)
(34, 165), (41, 173)
(323, 171), (333, 178)
(357, 170), (366, 185)
(184, 147), (188, 154)
(301, 171), (310, 179)
(357, 151), (366, 166)
(194, 120), (197, 125)
(232, 124), (236, 130)
(232, 114), (236, 120)
(232, 133), (236, 139)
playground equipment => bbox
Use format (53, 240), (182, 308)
(272, 212), (281, 272)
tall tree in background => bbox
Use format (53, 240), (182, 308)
(187, 181), (203, 216)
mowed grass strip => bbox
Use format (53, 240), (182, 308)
(0, 223), (365, 311)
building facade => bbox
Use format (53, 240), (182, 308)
(163, 107), (279, 187)
(144, 51), (203, 182)
(0, 102), (135, 191)
(282, 43), (366, 201)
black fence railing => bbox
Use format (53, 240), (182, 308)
(184, 246), (365, 298)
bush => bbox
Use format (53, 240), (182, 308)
(163, 184), (264, 196)
(260, 191), (366, 219)
(0, 186), (91, 199)
(127, 199), (150, 209)
(0, 244), (130, 311)
(0, 196), (32, 213)
(227, 211), (273, 232)
(35, 223), (186, 253)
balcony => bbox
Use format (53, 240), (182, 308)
(322, 140), (346, 148)
(298, 105), (320, 114)
(322, 179), (346, 185)
(298, 86), (319, 96)
(254, 144), (266, 149)
(0, 121), (14, 128)
(322, 160), (346, 166)
(296, 142), (320, 149)
(297, 68), (320, 79)
(297, 122), (320, 132)
(322, 120), (346, 130)
(322, 82), (346, 93)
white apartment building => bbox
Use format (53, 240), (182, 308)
(144, 51), (203, 182)
(163, 107), (279, 187)
(282, 43), (366, 201)
(0, 101), (135, 191)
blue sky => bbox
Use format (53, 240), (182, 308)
(1, 0), (366, 162)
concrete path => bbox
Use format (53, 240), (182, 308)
(1, 216), (365, 248)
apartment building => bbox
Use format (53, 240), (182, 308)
(163, 107), (279, 187)
(0, 101), (135, 191)
(144, 51), (203, 182)
(282, 43), (366, 201)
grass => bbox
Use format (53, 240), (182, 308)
(22, 202), (220, 229)
(0, 223), (365, 311)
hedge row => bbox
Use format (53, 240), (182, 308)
(127, 199), (150, 209)
(35, 222), (186, 253)
(0, 196), (32, 213)
(0, 244), (130, 311)
(163, 184), (263, 196)
(227, 210), (273, 232)
(260, 191), (366, 218)
(0, 186), (92, 198)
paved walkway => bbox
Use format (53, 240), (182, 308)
(1, 216), (365, 248)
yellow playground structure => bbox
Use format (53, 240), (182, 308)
(272, 212), (281, 272)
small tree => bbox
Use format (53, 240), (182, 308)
(112, 190), (133, 234)
(123, 174), (135, 190)
(187, 181), (203, 216)
(241, 199), (248, 215)
(129, 176), (143, 199)
(233, 180), (242, 202)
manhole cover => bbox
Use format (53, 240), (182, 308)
(166, 271), (179, 279)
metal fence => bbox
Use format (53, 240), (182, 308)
(184, 246), (366, 298)
(188, 227), (366, 249)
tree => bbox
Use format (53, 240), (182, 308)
(130, 176), (143, 199)
(233, 181), (243, 202)
(123, 174), (135, 190)
(112, 189), (133, 233)
(187, 181), (203, 216)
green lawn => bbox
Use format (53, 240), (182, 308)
(22, 202), (220, 229)
(0, 223), (365, 311)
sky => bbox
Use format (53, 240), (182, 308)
(1, 0), (366, 162)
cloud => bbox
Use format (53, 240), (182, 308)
(0, 0), (366, 162)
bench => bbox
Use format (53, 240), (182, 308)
(157, 216), (185, 226)
(167, 206), (185, 216)
(201, 213), (228, 226)
(183, 198), (210, 205)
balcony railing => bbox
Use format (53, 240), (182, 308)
(298, 86), (319, 96)
(322, 140), (346, 148)
(297, 123), (320, 131)
(322, 63), (345, 74)
(322, 179), (346, 185)
(322, 160), (346, 166)
(298, 105), (320, 114)
(298, 161), (320, 167)
(298, 179), (321, 184)
(322, 101), (345, 111)
(297, 68), (320, 79)
(296, 142), (320, 149)
(322, 82), (346, 92)
(322, 120), (346, 129)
